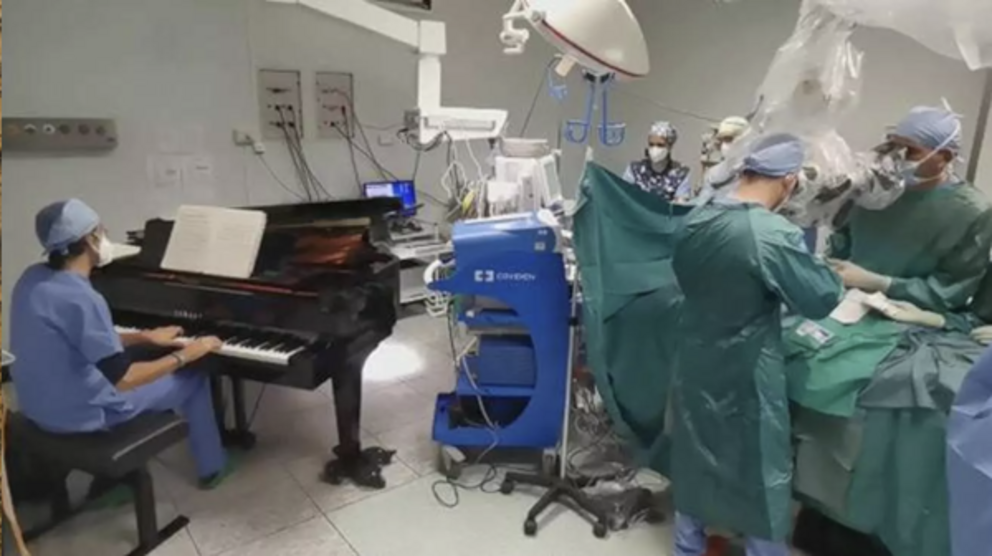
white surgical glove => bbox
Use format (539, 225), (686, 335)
(875, 300), (946, 329)
(829, 259), (893, 293)
(971, 326), (992, 345)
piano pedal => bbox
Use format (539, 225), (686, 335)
(220, 430), (257, 451)
(322, 446), (397, 490)
(363, 447), (397, 466)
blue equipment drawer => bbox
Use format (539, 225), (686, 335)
(464, 335), (536, 387)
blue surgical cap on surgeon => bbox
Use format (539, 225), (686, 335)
(650, 121), (678, 144)
(35, 199), (101, 254)
(891, 106), (962, 153)
(742, 133), (806, 177)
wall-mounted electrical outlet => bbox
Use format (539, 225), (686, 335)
(315, 71), (355, 140)
(258, 69), (303, 140)
(232, 129), (255, 146)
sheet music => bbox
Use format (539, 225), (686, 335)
(161, 205), (266, 279)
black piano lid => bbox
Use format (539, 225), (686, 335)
(245, 198), (402, 227)
(108, 198), (401, 288)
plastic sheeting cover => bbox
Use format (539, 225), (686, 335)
(812, 0), (992, 71)
(712, 3), (909, 229)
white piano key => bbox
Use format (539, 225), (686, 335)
(115, 326), (306, 366)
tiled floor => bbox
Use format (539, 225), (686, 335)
(23, 310), (682, 556)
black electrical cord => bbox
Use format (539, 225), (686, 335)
(428, 313), (505, 509)
(337, 122), (365, 195)
(331, 124), (448, 207)
(286, 107), (334, 199)
(331, 124), (398, 180)
(519, 57), (559, 137)
(276, 107), (309, 199)
(247, 385), (268, 429)
(277, 107), (314, 201)
(257, 153), (308, 202)
(278, 106), (332, 201)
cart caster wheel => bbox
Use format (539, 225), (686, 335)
(541, 450), (560, 476)
(593, 522), (608, 539)
(524, 519), (538, 537)
(500, 480), (515, 495)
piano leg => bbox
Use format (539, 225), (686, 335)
(210, 375), (226, 430)
(210, 375), (257, 451)
(322, 348), (396, 490)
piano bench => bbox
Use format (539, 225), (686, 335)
(8, 412), (192, 556)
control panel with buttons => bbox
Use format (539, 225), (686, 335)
(4, 118), (119, 152)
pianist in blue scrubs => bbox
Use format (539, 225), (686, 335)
(9, 199), (232, 489)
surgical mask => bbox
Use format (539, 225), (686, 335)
(92, 234), (115, 267)
(897, 159), (925, 188)
(648, 146), (669, 164)
(894, 120), (961, 188)
(897, 153), (948, 188)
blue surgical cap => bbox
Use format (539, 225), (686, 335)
(35, 199), (101, 254)
(742, 133), (806, 177)
(650, 121), (678, 144)
(891, 106), (961, 153)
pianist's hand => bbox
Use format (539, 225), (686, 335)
(144, 326), (185, 347)
(180, 336), (224, 362)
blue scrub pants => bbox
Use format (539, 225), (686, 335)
(107, 350), (226, 479)
(674, 512), (790, 556)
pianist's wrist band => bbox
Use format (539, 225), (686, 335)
(170, 352), (187, 369)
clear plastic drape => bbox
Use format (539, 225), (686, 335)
(812, 0), (992, 71)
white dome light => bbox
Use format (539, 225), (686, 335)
(502, 0), (651, 78)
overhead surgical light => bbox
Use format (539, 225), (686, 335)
(501, 0), (651, 79)
(268, 0), (650, 147)
(502, 0), (650, 147)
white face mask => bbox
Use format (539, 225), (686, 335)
(93, 234), (115, 267)
(648, 146), (669, 164)
(894, 120), (961, 188)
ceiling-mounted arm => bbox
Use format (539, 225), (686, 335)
(267, 0), (508, 143)
(500, 0), (650, 79)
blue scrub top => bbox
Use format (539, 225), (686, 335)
(9, 264), (131, 433)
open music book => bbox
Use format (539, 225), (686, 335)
(161, 205), (267, 279)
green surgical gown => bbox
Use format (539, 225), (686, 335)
(670, 201), (842, 541)
(573, 162), (692, 475)
(829, 180), (992, 313)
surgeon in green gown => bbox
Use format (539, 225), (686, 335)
(829, 106), (992, 314)
(670, 133), (843, 555)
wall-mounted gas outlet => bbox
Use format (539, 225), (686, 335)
(258, 69), (303, 140)
(315, 71), (355, 140)
(4, 118), (119, 152)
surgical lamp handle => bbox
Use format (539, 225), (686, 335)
(598, 76), (625, 147)
(565, 80), (598, 144)
(547, 64), (569, 102)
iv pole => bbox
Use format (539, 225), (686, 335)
(966, 69), (992, 184)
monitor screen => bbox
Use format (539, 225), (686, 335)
(362, 180), (418, 217)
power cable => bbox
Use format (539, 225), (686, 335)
(520, 57), (560, 137)
(285, 107), (334, 199)
(256, 153), (308, 202)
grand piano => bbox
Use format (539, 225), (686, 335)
(91, 199), (402, 488)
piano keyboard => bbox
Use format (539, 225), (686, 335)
(115, 326), (308, 367)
